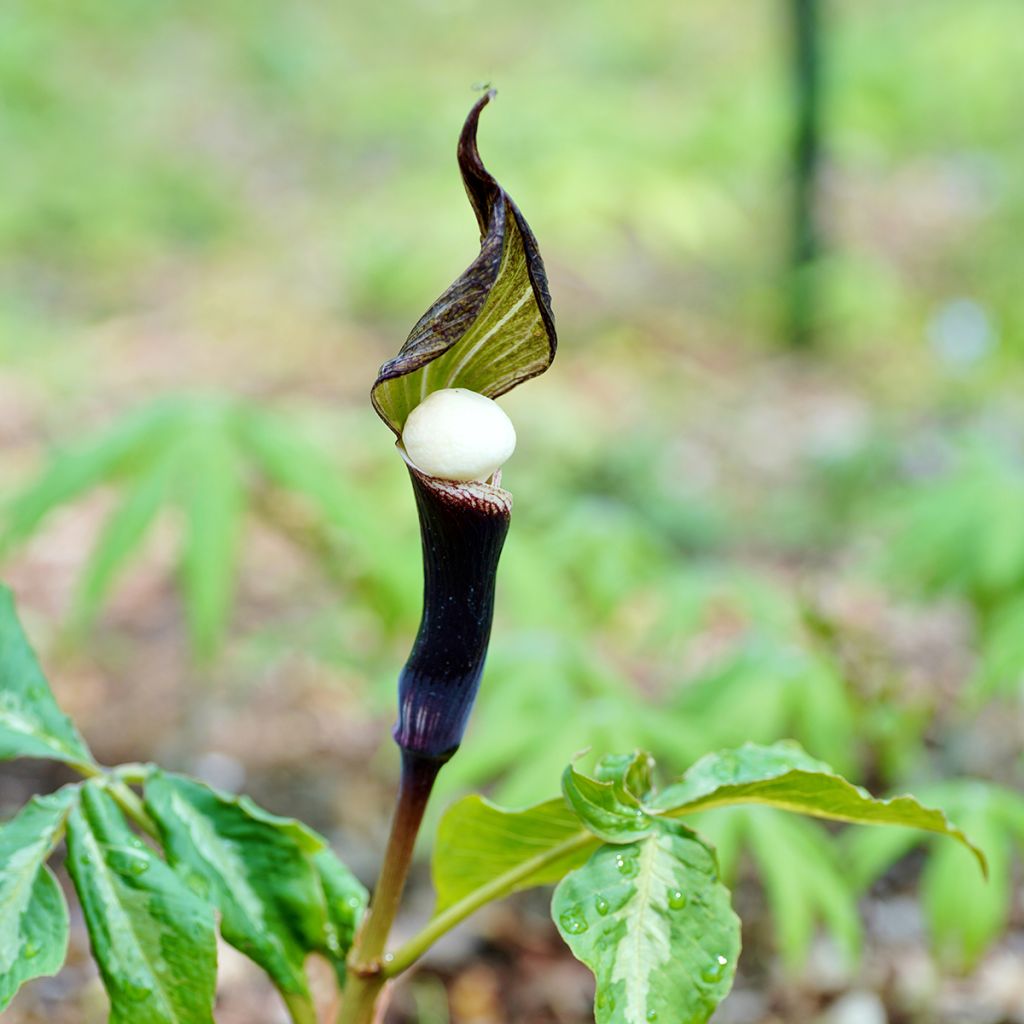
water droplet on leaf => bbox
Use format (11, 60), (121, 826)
(615, 854), (639, 878)
(23, 941), (40, 960)
(701, 955), (729, 983)
(594, 896), (610, 916)
(667, 889), (687, 909)
(559, 908), (589, 935)
(646, 1011), (658, 1021)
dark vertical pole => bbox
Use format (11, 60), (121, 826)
(787, 0), (823, 349)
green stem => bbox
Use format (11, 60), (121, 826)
(337, 753), (442, 1024)
(383, 829), (596, 979)
(104, 778), (160, 840)
(282, 991), (319, 1024)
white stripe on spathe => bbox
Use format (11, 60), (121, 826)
(443, 286), (534, 387)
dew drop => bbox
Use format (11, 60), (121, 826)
(23, 941), (40, 960)
(347, 896), (363, 910)
(559, 908), (589, 935)
(667, 889), (687, 910)
(700, 955), (729, 983)
(596, 990), (616, 1012)
(646, 1011), (658, 1021)
(382, 953), (394, 964)
(129, 859), (149, 876)
(594, 896), (610, 916)
(615, 854), (639, 879)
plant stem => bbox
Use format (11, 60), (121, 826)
(281, 991), (320, 1024)
(105, 778), (160, 840)
(383, 829), (595, 978)
(337, 752), (442, 1024)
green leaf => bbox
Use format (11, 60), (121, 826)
(562, 759), (657, 844)
(70, 444), (181, 633)
(0, 586), (95, 770)
(66, 783), (217, 1024)
(922, 805), (1012, 971)
(432, 795), (593, 913)
(739, 808), (861, 971)
(144, 771), (363, 1006)
(177, 419), (245, 660)
(371, 91), (556, 436)
(311, 849), (368, 985)
(0, 400), (181, 555)
(553, 825), (741, 1024)
(594, 751), (656, 798)
(653, 742), (985, 871)
(0, 788), (77, 1011)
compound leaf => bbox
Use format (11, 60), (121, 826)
(0, 788), (77, 1011)
(66, 783), (217, 1024)
(553, 825), (740, 1024)
(0, 586), (95, 770)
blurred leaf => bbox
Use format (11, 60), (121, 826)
(177, 417), (245, 660)
(741, 808), (861, 971)
(371, 91), (556, 436)
(0, 400), (181, 555)
(144, 771), (364, 1006)
(652, 742), (984, 872)
(432, 795), (591, 913)
(0, 788), (76, 1011)
(0, 585), (95, 770)
(553, 825), (740, 1024)
(922, 804), (1012, 971)
(70, 442), (181, 634)
(885, 444), (1024, 608)
(971, 593), (1024, 700)
(673, 643), (859, 776)
(847, 780), (1024, 971)
(66, 783), (217, 1024)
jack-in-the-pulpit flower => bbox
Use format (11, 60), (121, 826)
(371, 90), (556, 762)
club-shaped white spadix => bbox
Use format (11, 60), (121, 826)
(401, 388), (516, 483)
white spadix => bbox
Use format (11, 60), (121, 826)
(402, 388), (516, 483)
